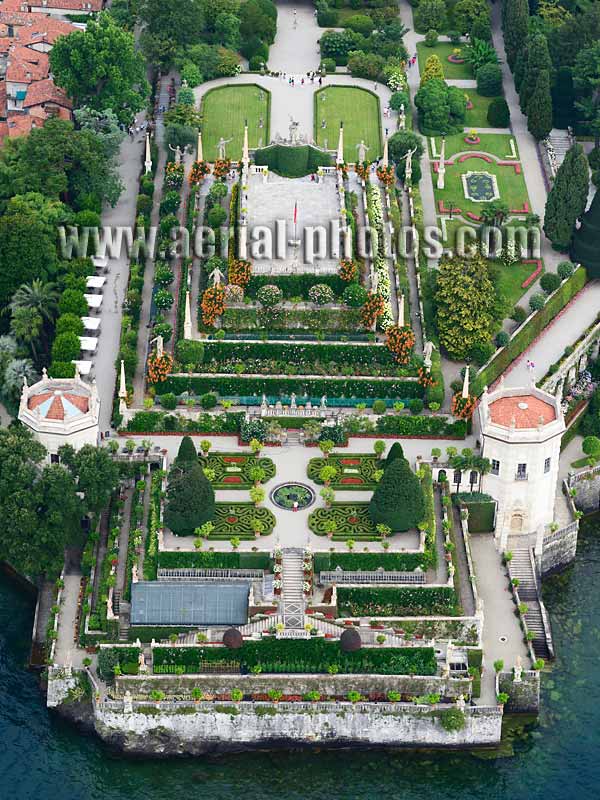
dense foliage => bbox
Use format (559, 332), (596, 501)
(337, 587), (460, 617)
(369, 454), (425, 531)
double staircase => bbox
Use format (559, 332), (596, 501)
(281, 548), (305, 629)
(508, 548), (553, 661)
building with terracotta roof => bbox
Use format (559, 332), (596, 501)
(0, 9), (76, 144)
(478, 378), (565, 548)
(18, 367), (100, 459)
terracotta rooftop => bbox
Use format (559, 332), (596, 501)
(28, 388), (89, 420)
(22, 76), (71, 107)
(29, 0), (102, 10)
(488, 394), (556, 429)
(6, 44), (49, 82)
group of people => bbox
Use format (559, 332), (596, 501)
(128, 119), (151, 139)
(277, 71), (324, 87)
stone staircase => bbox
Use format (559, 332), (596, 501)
(547, 128), (573, 175)
(281, 548), (305, 629)
(508, 548), (552, 661)
(285, 429), (302, 446)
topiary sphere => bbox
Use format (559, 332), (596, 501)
(340, 627), (362, 652)
(222, 628), (244, 649)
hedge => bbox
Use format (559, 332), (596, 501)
(98, 646), (140, 680)
(158, 551), (271, 570)
(152, 639), (438, 675)
(337, 587), (461, 617)
(203, 340), (397, 369)
(314, 552), (428, 573)
(254, 143), (332, 177)
(124, 411), (243, 433)
(158, 375), (424, 401)
(375, 415), (466, 438)
(474, 267), (587, 394)
(220, 306), (364, 333)
(246, 274), (347, 300)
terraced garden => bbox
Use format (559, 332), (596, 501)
(203, 453), (276, 489)
(307, 454), (382, 490)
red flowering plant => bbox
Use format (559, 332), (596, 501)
(337, 162), (349, 180)
(355, 161), (371, 181)
(385, 324), (415, 364)
(451, 392), (477, 419)
(339, 258), (358, 282)
(376, 165), (395, 187)
(189, 160), (211, 184)
(213, 159), (231, 179)
(418, 366), (436, 389)
(165, 161), (184, 189)
(147, 352), (173, 384)
(361, 292), (386, 328)
(201, 285), (225, 326)
(228, 258), (252, 288)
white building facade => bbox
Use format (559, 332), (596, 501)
(479, 381), (565, 549)
(18, 368), (100, 460)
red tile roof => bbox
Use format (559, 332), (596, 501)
(29, 0), (102, 10)
(28, 389), (89, 419)
(6, 44), (49, 81)
(23, 77), (71, 108)
(488, 394), (556, 429)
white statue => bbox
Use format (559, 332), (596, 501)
(209, 265), (225, 286)
(289, 116), (300, 144)
(423, 340), (436, 370)
(456, 694), (466, 711)
(290, 392), (297, 409)
(514, 655), (523, 683)
(216, 137), (233, 159)
(371, 268), (379, 293)
(132, 564), (139, 584)
(404, 146), (417, 185)
(168, 143), (184, 164)
(320, 395), (327, 409)
(356, 140), (370, 163)
(156, 335), (164, 358)
(123, 690), (133, 714)
(138, 650), (147, 673)
(398, 103), (406, 131)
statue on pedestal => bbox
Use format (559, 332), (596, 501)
(168, 143), (184, 164)
(216, 137), (233, 159)
(423, 340), (436, 370)
(514, 655), (523, 683)
(209, 265), (225, 286)
(356, 140), (369, 163)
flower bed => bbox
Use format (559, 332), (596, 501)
(152, 639), (437, 675)
(307, 454), (381, 490)
(157, 551), (271, 570)
(203, 453), (275, 489)
(337, 587), (461, 617)
(313, 551), (430, 573)
(309, 502), (379, 538)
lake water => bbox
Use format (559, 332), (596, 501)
(1, 520), (599, 800)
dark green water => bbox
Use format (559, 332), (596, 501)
(2, 523), (599, 800)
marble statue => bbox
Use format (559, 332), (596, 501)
(209, 265), (225, 286)
(423, 340), (436, 370)
(356, 140), (369, 163)
(216, 137), (233, 159)
(514, 655), (523, 683)
(289, 117), (300, 144)
(168, 143), (184, 164)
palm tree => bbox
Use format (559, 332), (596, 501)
(10, 307), (43, 361)
(473, 456), (491, 492)
(9, 280), (59, 324)
(3, 358), (37, 404)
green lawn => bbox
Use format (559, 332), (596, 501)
(416, 41), (473, 80)
(429, 133), (519, 160)
(434, 159), (530, 220)
(201, 84), (270, 161)
(314, 86), (382, 161)
(465, 92), (506, 129)
(493, 260), (543, 308)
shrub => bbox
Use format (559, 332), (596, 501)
(256, 284), (283, 307)
(321, 57), (337, 73)
(476, 63), (503, 96)
(176, 339), (205, 368)
(55, 313), (84, 337)
(154, 265), (175, 286)
(588, 147), (600, 170)
(159, 392), (178, 410)
(207, 205), (226, 228)
(469, 341), (494, 366)
(409, 398), (424, 415)
(154, 288), (173, 310)
(424, 29), (439, 47)
(390, 90), (409, 111)
(164, 461), (216, 535)
(249, 55), (264, 70)
(344, 14), (374, 35)
(487, 97), (510, 127)
(59, 288), (87, 317)
(540, 273), (561, 295)
(308, 283), (335, 305)
(529, 293), (546, 311)
(557, 261), (574, 280)
(511, 305), (527, 323)
(372, 399), (387, 415)
(160, 191), (181, 216)
(343, 283), (368, 308)
(448, 30), (462, 44)
(496, 330), (509, 347)
(52, 331), (80, 363)
(369, 455), (425, 531)
(200, 393), (217, 409)
(415, 0), (447, 33)
(440, 707), (466, 731)
(317, 5), (338, 27)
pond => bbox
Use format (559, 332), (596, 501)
(270, 482), (316, 510)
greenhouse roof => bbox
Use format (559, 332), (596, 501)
(130, 582), (249, 627)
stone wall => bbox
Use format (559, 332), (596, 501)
(540, 525), (579, 576)
(498, 671), (540, 713)
(47, 666), (81, 708)
(568, 467), (600, 514)
(94, 701), (502, 754)
(115, 672), (473, 700)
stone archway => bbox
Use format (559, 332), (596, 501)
(510, 512), (524, 533)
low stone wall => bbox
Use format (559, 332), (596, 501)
(569, 466), (600, 514)
(94, 701), (502, 754)
(540, 524), (578, 575)
(498, 670), (540, 714)
(115, 672), (473, 700)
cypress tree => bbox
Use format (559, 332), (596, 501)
(544, 143), (590, 250)
(502, 0), (529, 70)
(164, 460), (215, 535)
(385, 442), (404, 468)
(174, 434), (197, 466)
(527, 69), (553, 140)
(369, 456), (426, 531)
(571, 191), (600, 277)
(519, 34), (551, 113)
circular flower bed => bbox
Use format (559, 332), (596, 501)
(464, 135), (480, 144)
(447, 54), (465, 64)
(270, 482), (315, 510)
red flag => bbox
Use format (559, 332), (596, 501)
(293, 201), (297, 225)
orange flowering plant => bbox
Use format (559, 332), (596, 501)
(229, 258), (252, 288)
(339, 258), (358, 282)
(361, 292), (385, 328)
(451, 392), (477, 419)
(147, 352), (173, 384)
(201, 285), (225, 326)
(386, 325), (416, 364)
(376, 165), (395, 187)
(189, 160), (211, 184)
(213, 159), (232, 179)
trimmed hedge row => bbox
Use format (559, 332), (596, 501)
(158, 551), (271, 570)
(158, 375), (424, 400)
(221, 306), (364, 332)
(254, 143), (332, 177)
(203, 340), (397, 368)
(125, 411), (243, 433)
(314, 552), (427, 573)
(337, 587), (461, 617)
(152, 639), (437, 675)
(246, 274), (347, 299)
(375, 415), (466, 437)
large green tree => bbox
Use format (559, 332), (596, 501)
(519, 33), (552, 114)
(414, 79), (467, 136)
(527, 69), (553, 140)
(573, 42), (600, 149)
(369, 456), (425, 531)
(139, 0), (206, 66)
(164, 461), (215, 535)
(59, 444), (120, 513)
(571, 190), (600, 277)
(50, 13), (148, 123)
(544, 143), (590, 250)
(502, 0), (529, 70)
(435, 252), (496, 360)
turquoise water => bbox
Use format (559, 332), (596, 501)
(1, 522), (599, 800)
